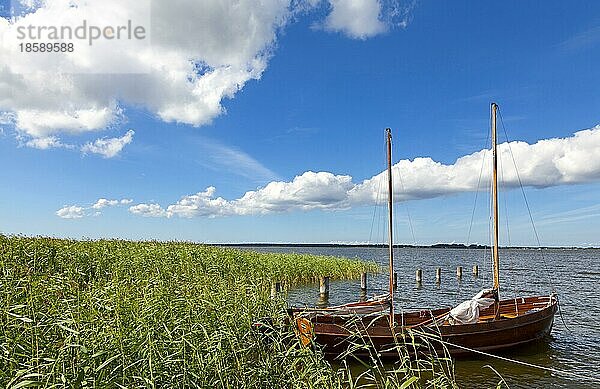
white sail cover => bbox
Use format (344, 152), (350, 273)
(448, 289), (496, 325)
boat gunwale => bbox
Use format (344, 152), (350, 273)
(304, 295), (557, 335)
(309, 299), (557, 357)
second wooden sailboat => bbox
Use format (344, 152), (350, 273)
(291, 103), (557, 357)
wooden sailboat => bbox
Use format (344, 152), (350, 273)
(291, 103), (558, 357)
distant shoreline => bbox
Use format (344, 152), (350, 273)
(2, 234), (596, 249)
(214, 243), (599, 249)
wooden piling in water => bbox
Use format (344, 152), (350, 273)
(359, 272), (367, 301)
(393, 272), (398, 290)
(416, 268), (422, 284)
(436, 267), (441, 283)
(456, 266), (463, 279)
(473, 265), (479, 277)
(319, 276), (330, 297)
(318, 276), (330, 308)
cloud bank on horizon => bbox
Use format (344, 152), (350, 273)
(0, 0), (408, 157)
(56, 197), (133, 218)
(56, 126), (600, 219)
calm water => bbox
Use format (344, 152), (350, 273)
(238, 246), (600, 388)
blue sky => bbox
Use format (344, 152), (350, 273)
(1, 1), (599, 246)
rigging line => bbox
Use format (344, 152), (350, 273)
(410, 330), (600, 383)
(497, 108), (555, 292)
(368, 133), (386, 244)
(391, 139), (398, 268)
(367, 181), (378, 243)
(489, 187), (494, 289)
(488, 145), (494, 278)
(395, 166), (417, 246)
(474, 147), (491, 289)
(392, 142), (398, 247)
(467, 130), (491, 291)
(381, 131), (389, 245)
(382, 133), (389, 247)
(498, 149), (512, 248)
(466, 132), (491, 246)
(485, 107), (494, 289)
(374, 133), (388, 246)
(497, 137), (517, 296)
(377, 186), (383, 246)
(480, 165), (490, 288)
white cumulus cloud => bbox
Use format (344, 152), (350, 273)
(56, 205), (85, 219)
(0, 0), (291, 146)
(92, 198), (120, 209)
(324, 0), (386, 39)
(56, 197), (134, 218)
(130, 172), (354, 218)
(1, 0), (411, 150)
(81, 130), (134, 158)
(24, 136), (69, 150)
(123, 126), (600, 219)
(164, 187), (230, 218)
(14, 107), (122, 139)
(232, 171), (354, 214)
(319, 0), (413, 39)
(129, 203), (170, 218)
(350, 126), (600, 203)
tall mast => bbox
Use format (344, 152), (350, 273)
(491, 103), (500, 296)
(386, 128), (395, 323)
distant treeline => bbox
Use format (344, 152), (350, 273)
(215, 243), (598, 249)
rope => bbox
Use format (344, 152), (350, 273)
(412, 330), (600, 383)
(556, 294), (572, 333)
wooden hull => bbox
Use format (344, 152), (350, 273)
(294, 295), (557, 358)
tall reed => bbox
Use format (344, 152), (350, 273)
(0, 235), (456, 388)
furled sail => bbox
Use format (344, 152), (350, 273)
(448, 289), (496, 325)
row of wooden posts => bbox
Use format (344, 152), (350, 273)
(270, 265), (480, 300)
(416, 265), (479, 283)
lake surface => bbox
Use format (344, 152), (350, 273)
(237, 246), (600, 388)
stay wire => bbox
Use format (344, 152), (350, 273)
(466, 131), (491, 246)
(488, 142), (495, 288)
(498, 153), (512, 248)
(497, 108), (555, 293)
(395, 165), (417, 246)
(393, 144), (400, 249)
(497, 135), (517, 296)
(467, 131), (491, 291)
(368, 132), (386, 244)
(378, 133), (389, 246)
(382, 134), (389, 247)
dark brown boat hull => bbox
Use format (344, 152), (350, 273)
(297, 295), (557, 358)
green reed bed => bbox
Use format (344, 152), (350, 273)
(0, 235), (456, 388)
